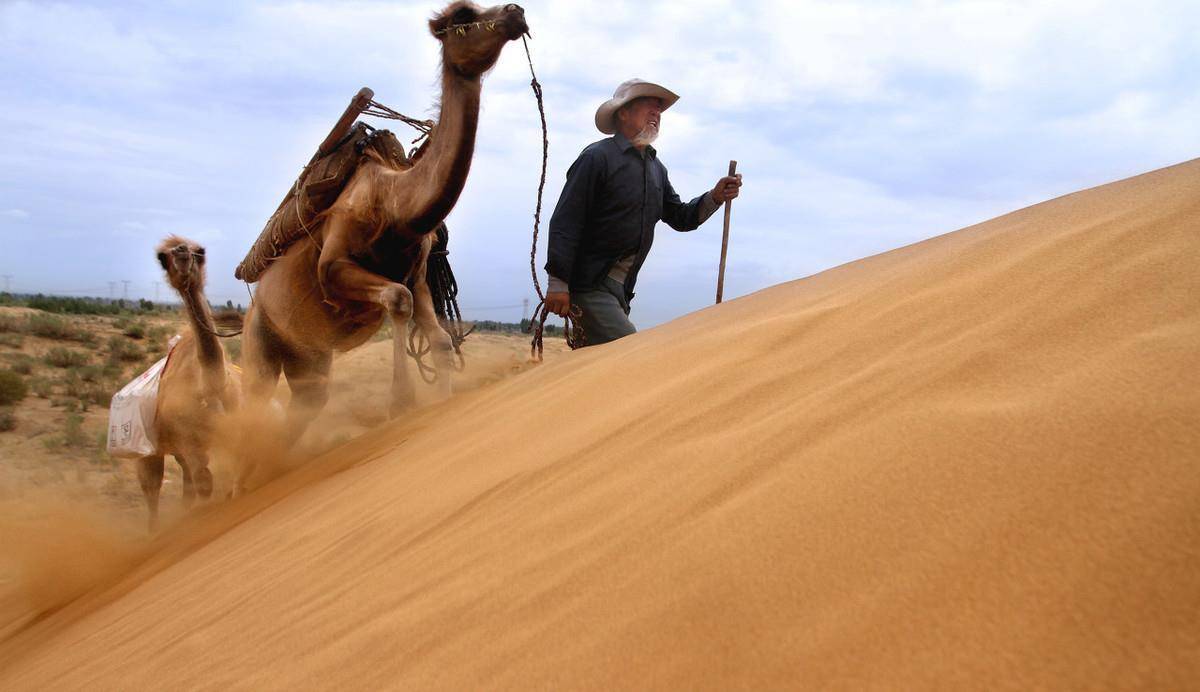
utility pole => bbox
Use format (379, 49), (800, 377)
(1, 275), (11, 292)
(121, 280), (130, 300)
(108, 281), (117, 299)
(522, 297), (529, 323)
(152, 281), (160, 301)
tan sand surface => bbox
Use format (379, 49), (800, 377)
(0, 159), (1197, 689)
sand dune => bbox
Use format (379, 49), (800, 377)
(1, 159), (1198, 689)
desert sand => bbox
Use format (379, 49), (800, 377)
(0, 158), (1197, 689)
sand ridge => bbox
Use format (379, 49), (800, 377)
(0, 158), (1198, 689)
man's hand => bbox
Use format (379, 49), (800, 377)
(545, 291), (571, 317)
(711, 173), (743, 204)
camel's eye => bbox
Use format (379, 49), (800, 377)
(451, 6), (475, 25)
(505, 3), (519, 11)
(157, 252), (169, 269)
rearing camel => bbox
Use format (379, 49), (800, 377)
(238, 2), (528, 482)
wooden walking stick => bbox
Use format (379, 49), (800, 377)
(715, 160), (737, 304)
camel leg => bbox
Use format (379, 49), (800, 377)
(389, 310), (417, 418)
(177, 455), (195, 507)
(137, 454), (165, 532)
(235, 306), (285, 496)
(320, 254), (416, 417)
(178, 450), (213, 506)
(241, 305), (284, 408)
(412, 280), (454, 401)
(281, 349), (332, 446)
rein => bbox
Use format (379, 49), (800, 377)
(179, 259), (244, 338)
(520, 35), (584, 360)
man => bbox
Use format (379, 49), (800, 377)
(544, 78), (743, 346)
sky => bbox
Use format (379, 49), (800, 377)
(1, 0), (1198, 327)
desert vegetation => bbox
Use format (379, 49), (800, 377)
(0, 292), (554, 518)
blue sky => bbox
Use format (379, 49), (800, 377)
(1, 0), (1197, 327)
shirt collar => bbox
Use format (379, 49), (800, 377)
(612, 131), (656, 159)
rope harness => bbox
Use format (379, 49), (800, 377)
(404, 225), (472, 384)
(520, 35), (584, 360)
(362, 99), (434, 158)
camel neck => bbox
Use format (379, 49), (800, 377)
(402, 67), (482, 234)
(181, 284), (224, 372)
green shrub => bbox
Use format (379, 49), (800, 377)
(0, 332), (22, 348)
(26, 313), (94, 343)
(30, 377), (53, 398)
(122, 322), (146, 339)
(92, 430), (112, 465)
(81, 383), (111, 409)
(78, 365), (104, 383)
(0, 370), (27, 405)
(6, 354), (34, 374)
(0, 315), (21, 333)
(25, 294), (121, 315)
(106, 336), (142, 363)
(0, 408), (15, 432)
(44, 347), (89, 368)
(147, 325), (173, 344)
(63, 413), (87, 447)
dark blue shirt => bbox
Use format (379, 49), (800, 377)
(545, 132), (712, 302)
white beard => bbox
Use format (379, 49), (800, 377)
(631, 123), (659, 147)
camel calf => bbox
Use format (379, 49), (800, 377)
(136, 236), (241, 529)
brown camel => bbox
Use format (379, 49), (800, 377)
(237, 2), (528, 487)
(137, 236), (241, 529)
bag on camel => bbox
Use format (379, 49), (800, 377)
(106, 336), (179, 459)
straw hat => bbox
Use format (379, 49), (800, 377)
(594, 79), (680, 135)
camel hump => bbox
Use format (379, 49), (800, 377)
(235, 121), (415, 283)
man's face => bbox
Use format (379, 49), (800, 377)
(618, 97), (663, 141)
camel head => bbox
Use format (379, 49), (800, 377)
(156, 235), (207, 293)
(429, 2), (528, 77)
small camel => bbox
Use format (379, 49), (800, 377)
(238, 2), (528, 487)
(137, 236), (241, 529)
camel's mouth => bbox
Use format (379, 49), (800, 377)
(501, 3), (528, 40)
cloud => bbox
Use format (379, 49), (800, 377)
(1, 209), (30, 220)
(0, 0), (1197, 319)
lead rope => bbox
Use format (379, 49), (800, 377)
(177, 257), (244, 338)
(522, 35), (583, 361)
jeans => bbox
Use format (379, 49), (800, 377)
(572, 277), (636, 347)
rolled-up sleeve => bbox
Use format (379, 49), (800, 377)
(545, 150), (603, 283)
(661, 169), (718, 232)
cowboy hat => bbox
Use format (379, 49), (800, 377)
(594, 78), (679, 135)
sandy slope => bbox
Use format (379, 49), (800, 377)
(1, 159), (1198, 689)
